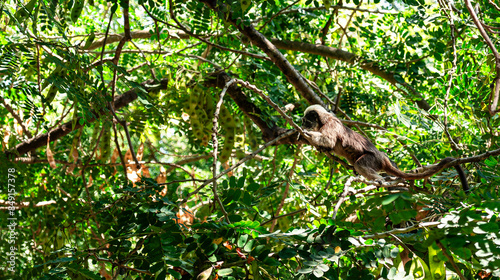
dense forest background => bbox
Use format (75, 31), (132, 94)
(1, 0), (500, 279)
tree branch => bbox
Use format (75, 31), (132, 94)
(5, 79), (169, 158)
(465, 0), (500, 115)
(270, 39), (432, 111)
(84, 30), (190, 51)
(81, 27), (433, 111)
(198, 0), (325, 107)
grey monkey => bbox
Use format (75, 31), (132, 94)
(301, 105), (469, 190)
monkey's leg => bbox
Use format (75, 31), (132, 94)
(353, 154), (384, 181)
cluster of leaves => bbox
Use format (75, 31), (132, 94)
(1, 0), (500, 279)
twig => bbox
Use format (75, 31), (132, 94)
(258, 0), (300, 31)
(481, 21), (500, 34)
(337, 0), (362, 49)
(334, 87), (342, 114)
(211, 79), (235, 224)
(364, 221), (441, 239)
(110, 120), (128, 179)
(442, 1), (460, 151)
(98, 7), (115, 85)
(313, 167), (335, 204)
(332, 176), (355, 219)
(179, 129), (296, 204)
(254, 4), (398, 24)
(436, 240), (467, 280)
(270, 149), (301, 231)
(488, 0), (500, 11)
(464, 0), (500, 115)
(261, 208), (307, 226)
(107, 101), (141, 170)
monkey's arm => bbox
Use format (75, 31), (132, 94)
(304, 118), (340, 149)
(304, 130), (337, 150)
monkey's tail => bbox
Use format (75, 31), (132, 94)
(381, 157), (449, 180)
(382, 157), (469, 191)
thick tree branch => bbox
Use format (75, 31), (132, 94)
(5, 79), (169, 158)
(198, 0), (325, 107)
(89, 27), (431, 111)
(270, 39), (432, 111)
(204, 71), (283, 142)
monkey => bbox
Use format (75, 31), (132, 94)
(301, 105), (469, 191)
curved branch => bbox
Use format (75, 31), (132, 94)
(80, 27), (432, 111)
(465, 0), (500, 115)
(204, 71), (282, 142)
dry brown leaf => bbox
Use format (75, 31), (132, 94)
(110, 148), (119, 164)
(141, 164), (151, 178)
(136, 143), (144, 161)
(124, 148), (133, 165)
(14, 123), (23, 135)
(46, 141), (56, 169)
(176, 207), (194, 227)
(127, 169), (140, 183)
(156, 166), (167, 184)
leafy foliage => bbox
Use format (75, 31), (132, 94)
(1, 0), (500, 279)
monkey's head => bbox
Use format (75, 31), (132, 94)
(302, 105), (330, 131)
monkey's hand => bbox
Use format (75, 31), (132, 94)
(303, 130), (325, 144)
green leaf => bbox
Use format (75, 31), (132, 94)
(243, 239), (255, 252)
(83, 32), (95, 49)
(484, 156), (498, 167)
(218, 268), (233, 276)
(478, 222), (499, 233)
(382, 194), (400, 205)
(240, 0), (251, 12)
(168, 268), (183, 279)
(313, 268), (324, 278)
(247, 182), (260, 191)
(237, 234), (249, 248)
(279, 247), (297, 259)
(66, 263), (102, 280)
(298, 267), (313, 274)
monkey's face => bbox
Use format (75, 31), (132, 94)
(302, 110), (321, 131)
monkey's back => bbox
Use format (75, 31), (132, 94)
(333, 121), (382, 165)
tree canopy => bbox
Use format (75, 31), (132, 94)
(1, 0), (500, 279)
